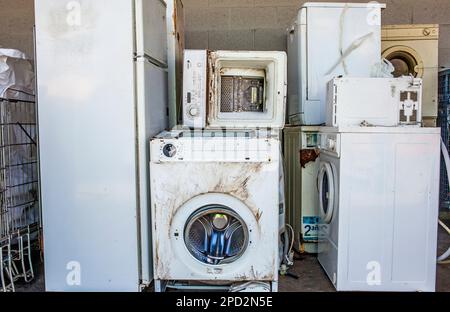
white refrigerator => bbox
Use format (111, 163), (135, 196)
(35, 0), (172, 291)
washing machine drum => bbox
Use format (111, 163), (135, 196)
(318, 162), (336, 224)
(382, 46), (424, 78)
(184, 205), (249, 265)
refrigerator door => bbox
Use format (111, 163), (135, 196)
(135, 58), (168, 286)
(135, 0), (168, 66)
(35, 0), (140, 291)
(287, 9), (307, 125)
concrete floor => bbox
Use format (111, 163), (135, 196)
(15, 226), (450, 292)
(14, 253), (45, 293)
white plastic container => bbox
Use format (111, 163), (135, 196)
(326, 77), (423, 128)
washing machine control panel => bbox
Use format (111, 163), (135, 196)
(318, 133), (340, 157)
(151, 137), (279, 163)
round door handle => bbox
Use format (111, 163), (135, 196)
(189, 106), (199, 117)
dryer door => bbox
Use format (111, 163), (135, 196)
(382, 46), (424, 78)
(318, 162), (336, 224)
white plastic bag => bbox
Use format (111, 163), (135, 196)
(371, 58), (395, 78)
(0, 49), (35, 101)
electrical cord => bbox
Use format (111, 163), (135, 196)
(284, 224), (295, 266)
(338, 3), (350, 75)
(438, 219), (450, 264)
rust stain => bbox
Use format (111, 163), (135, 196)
(159, 191), (181, 234)
(172, 1), (177, 36)
(235, 276), (248, 281)
(234, 266), (274, 281)
(228, 163), (263, 201)
(153, 204), (158, 233)
(167, 200), (175, 236)
(155, 240), (160, 271)
(255, 210), (263, 223)
(208, 52), (217, 121)
(156, 241), (171, 280)
(228, 176), (250, 199)
(213, 176), (225, 193)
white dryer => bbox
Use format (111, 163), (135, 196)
(286, 2), (384, 126)
(317, 126), (441, 291)
(150, 129), (282, 291)
(183, 50), (287, 129)
(382, 24), (439, 127)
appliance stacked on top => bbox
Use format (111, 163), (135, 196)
(182, 50), (286, 130)
(150, 50), (287, 292)
(318, 77), (440, 291)
(326, 77), (423, 128)
(285, 2), (441, 291)
(285, 2), (385, 254)
(317, 76), (441, 292)
(284, 3), (440, 257)
(287, 2), (385, 126)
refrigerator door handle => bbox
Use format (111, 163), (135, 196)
(136, 53), (168, 69)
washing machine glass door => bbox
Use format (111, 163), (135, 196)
(318, 162), (335, 224)
(184, 204), (249, 266)
(382, 46), (424, 78)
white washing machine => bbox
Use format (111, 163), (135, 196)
(382, 24), (439, 127)
(150, 129), (282, 291)
(317, 126), (441, 291)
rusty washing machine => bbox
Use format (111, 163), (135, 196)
(149, 50), (287, 292)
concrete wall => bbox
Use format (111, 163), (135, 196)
(184, 0), (450, 68)
(0, 0), (448, 67)
(0, 0), (35, 58)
